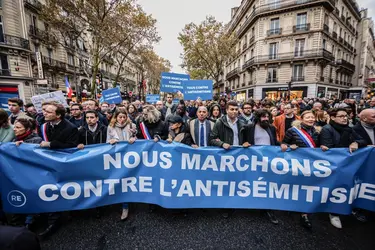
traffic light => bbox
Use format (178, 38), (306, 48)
(97, 73), (103, 92)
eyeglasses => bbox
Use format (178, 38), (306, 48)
(336, 115), (348, 118)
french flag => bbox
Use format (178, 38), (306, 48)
(65, 76), (73, 98)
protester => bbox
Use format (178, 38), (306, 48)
(107, 110), (136, 221)
(189, 106), (214, 148)
(269, 106), (278, 121)
(164, 93), (177, 117)
(77, 110), (107, 148)
(238, 102), (254, 125)
(85, 99), (108, 126)
(320, 108), (367, 228)
(68, 103), (84, 128)
(315, 110), (329, 127)
(273, 103), (300, 142)
(368, 97), (375, 109)
(242, 109), (279, 225)
(353, 109), (375, 146)
(219, 98), (227, 115)
(0, 108), (15, 142)
(136, 105), (168, 141)
(155, 100), (167, 121)
(171, 102), (189, 125)
(24, 103), (37, 119)
(167, 115), (193, 146)
(208, 103), (222, 122)
(100, 102), (110, 115)
(8, 97), (28, 125)
(281, 110), (320, 229)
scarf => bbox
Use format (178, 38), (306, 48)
(329, 120), (353, 147)
(113, 122), (133, 142)
(16, 130), (32, 141)
(165, 102), (174, 117)
(241, 113), (253, 122)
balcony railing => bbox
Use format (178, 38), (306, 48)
(0, 34), (30, 50)
(336, 59), (355, 72)
(320, 76), (325, 81)
(335, 79), (339, 84)
(243, 43), (248, 50)
(24, 0), (42, 10)
(0, 69), (11, 76)
(267, 28), (282, 36)
(41, 56), (67, 71)
(236, 0), (335, 37)
(241, 82), (246, 87)
(332, 31), (338, 39)
(293, 23), (310, 33)
(266, 78), (278, 83)
(226, 68), (240, 80)
(329, 78), (333, 83)
(242, 57), (255, 71)
(249, 36), (255, 44)
(291, 76), (305, 82)
(29, 25), (58, 45)
(248, 80), (253, 85)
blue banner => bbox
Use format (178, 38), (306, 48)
(183, 80), (213, 100)
(146, 94), (160, 104)
(1, 142), (375, 214)
(160, 72), (190, 93)
(102, 88), (122, 104)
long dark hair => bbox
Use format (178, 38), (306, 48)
(0, 108), (10, 128)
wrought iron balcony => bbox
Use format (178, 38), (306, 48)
(226, 68), (240, 80)
(336, 59), (355, 72)
(334, 8), (340, 16)
(41, 56), (67, 71)
(291, 76), (305, 82)
(242, 57), (255, 71)
(0, 34), (30, 50)
(24, 0), (42, 11)
(293, 23), (311, 33)
(266, 78), (278, 83)
(0, 69), (11, 76)
(335, 79), (339, 84)
(29, 25), (58, 45)
(267, 28), (282, 36)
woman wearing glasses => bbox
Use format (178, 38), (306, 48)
(320, 108), (367, 229)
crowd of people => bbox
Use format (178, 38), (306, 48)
(0, 94), (374, 241)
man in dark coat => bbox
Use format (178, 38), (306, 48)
(353, 109), (375, 146)
(77, 110), (107, 147)
(39, 103), (78, 238)
(189, 106), (214, 148)
(242, 109), (279, 225)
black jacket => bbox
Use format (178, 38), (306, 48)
(44, 119), (79, 149)
(209, 116), (245, 147)
(136, 119), (169, 140)
(283, 122), (320, 148)
(12, 133), (42, 144)
(319, 124), (366, 148)
(82, 111), (108, 127)
(353, 122), (375, 146)
(242, 123), (278, 146)
(78, 123), (107, 145)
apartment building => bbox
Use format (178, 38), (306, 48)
(222, 0), (363, 100)
(0, 0), (33, 107)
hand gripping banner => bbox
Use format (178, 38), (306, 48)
(0, 141), (374, 214)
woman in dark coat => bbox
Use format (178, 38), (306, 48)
(167, 115), (193, 146)
(208, 104), (223, 123)
(281, 110), (320, 229)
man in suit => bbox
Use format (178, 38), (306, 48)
(242, 109), (279, 225)
(39, 102), (78, 238)
(189, 106), (214, 148)
(353, 109), (375, 146)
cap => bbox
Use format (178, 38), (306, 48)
(168, 115), (183, 124)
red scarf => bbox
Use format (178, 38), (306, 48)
(16, 130), (32, 141)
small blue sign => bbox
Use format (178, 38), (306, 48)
(160, 72), (190, 93)
(146, 94), (160, 104)
(102, 88), (122, 104)
(183, 80), (213, 100)
(172, 99), (180, 105)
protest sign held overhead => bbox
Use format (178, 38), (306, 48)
(102, 88), (122, 104)
(183, 80), (213, 100)
(31, 91), (68, 113)
(160, 72), (190, 93)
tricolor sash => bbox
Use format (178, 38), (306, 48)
(40, 123), (49, 142)
(292, 127), (316, 148)
(140, 122), (152, 140)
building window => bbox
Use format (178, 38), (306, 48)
(323, 39), (326, 50)
(47, 49), (53, 59)
(324, 14), (329, 25)
(332, 45), (335, 56)
(67, 53), (74, 65)
(0, 53), (10, 76)
(293, 65), (304, 81)
(269, 0), (281, 9)
(0, 15), (3, 43)
(297, 13), (307, 26)
(270, 18), (280, 35)
(333, 22), (337, 32)
(295, 39), (305, 57)
(329, 67), (333, 80)
(267, 67), (277, 83)
(269, 43), (278, 59)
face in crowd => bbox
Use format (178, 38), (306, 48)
(313, 102), (323, 111)
(226, 104), (239, 120)
(70, 105), (82, 118)
(197, 107), (208, 122)
(166, 94), (173, 104)
(128, 105), (136, 114)
(211, 106), (220, 118)
(155, 101), (163, 111)
(13, 121), (28, 137)
(301, 112), (316, 127)
(116, 112), (128, 125)
(259, 113), (270, 129)
(176, 104), (185, 116)
(283, 104), (293, 116)
(26, 106), (37, 117)
(169, 121), (182, 131)
(86, 112), (99, 126)
(270, 107), (278, 117)
(360, 109), (375, 125)
(331, 110), (348, 125)
(8, 101), (21, 114)
(122, 100), (129, 108)
(86, 100), (98, 111)
(43, 105), (60, 122)
(242, 104), (252, 116)
(101, 103), (109, 113)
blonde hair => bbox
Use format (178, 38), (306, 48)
(109, 110), (132, 127)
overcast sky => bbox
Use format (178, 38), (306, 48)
(138, 0), (374, 74)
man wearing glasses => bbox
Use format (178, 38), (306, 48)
(239, 102), (254, 125)
(68, 103), (84, 128)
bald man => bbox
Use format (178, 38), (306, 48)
(353, 109), (375, 145)
(189, 106), (214, 148)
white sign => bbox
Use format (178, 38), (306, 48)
(36, 79), (48, 85)
(31, 90), (68, 113)
(36, 52), (44, 79)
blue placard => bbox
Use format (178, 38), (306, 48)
(183, 80), (213, 100)
(146, 94), (160, 104)
(102, 88), (122, 104)
(1, 142), (375, 214)
(160, 72), (190, 93)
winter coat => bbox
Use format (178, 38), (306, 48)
(136, 119), (169, 140)
(353, 122), (375, 146)
(12, 133), (42, 144)
(209, 115), (245, 147)
(320, 124), (367, 148)
(78, 123), (107, 145)
(242, 123), (278, 146)
(42, 119), (79, 149)
(282, 121), (320, 148)
(189, 118), (215, 146)
(0, 126), (15, 142)
(168, 126), (193, 146)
